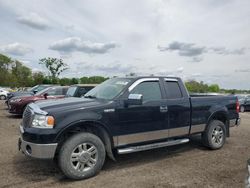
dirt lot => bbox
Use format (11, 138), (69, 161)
(0, 100), (249, 188)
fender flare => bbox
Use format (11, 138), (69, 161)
(55, 120), (116, 161)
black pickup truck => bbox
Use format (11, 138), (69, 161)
(18, 76), (240, 180)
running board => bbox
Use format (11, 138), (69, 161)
(117, 138), (189, 154)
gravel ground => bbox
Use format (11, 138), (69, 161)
(0, 100), (249, 188)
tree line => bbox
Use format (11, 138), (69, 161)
(0, 53), (249, 94)
(0, 53), (108, 87)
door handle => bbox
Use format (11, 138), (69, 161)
(160, 106), (168, 113)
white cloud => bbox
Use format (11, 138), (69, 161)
(49, 37), (117, 54)
(17, 12), (49, 30)
(158, 41), (247, 62)
(0, 43), (33, 56)
(0, 0), (249, 89)
(176, 67), (184, 73)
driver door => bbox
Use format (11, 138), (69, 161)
(114, 79), (168, 146)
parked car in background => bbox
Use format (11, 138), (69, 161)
(6, 85), (55, 108)
(18, 76), (240, 179)
(237, 95), (250, 112)
(0, 88), (9, 100)
(66, 84), (97, 98)
(9, 86), (69, 115)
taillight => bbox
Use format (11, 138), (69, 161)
(236, 100), (240, 113)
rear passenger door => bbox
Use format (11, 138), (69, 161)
(164, 79), (191, 138)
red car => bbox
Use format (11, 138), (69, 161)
(9, 86), (69, 115)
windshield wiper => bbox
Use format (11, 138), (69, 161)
(84, 95), (96, 99)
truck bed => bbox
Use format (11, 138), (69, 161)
(190, 95), (238, 126)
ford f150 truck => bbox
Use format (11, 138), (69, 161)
(18, 76), (240, 180)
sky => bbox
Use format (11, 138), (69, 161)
(0, 0), (249, 89)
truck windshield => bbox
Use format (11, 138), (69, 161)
(84, 78), (132, 100)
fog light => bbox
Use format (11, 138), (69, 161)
(26, 145), (32, 155)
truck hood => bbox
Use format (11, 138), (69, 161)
(35, 97), (110, 113)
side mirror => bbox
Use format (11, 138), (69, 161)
(126, 94), (143, 106)
(43, 93), (48, 99)
(33, 89), (38, 94)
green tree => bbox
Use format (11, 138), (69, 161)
(80, 76), (108, 84)
(88, 76), (108, 84)
(185, 80), (209, 93)
(11, 60), (32, 87)
(32, 72), (45, 85)
(42, 77), (53, 84)
(59, 78), (71, 86)
(80, 77), (89, 84)
(0, 54), (12, 86)
(208, 84), (220, 92)
(39, 58), (68, 82)
(70, 78), (79, 85)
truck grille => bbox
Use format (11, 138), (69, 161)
(22, 107), (33, 128)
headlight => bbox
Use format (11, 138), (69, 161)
(10, 98), (22, 103)
(31, 114), (55, 129)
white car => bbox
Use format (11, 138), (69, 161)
(0, 88), (9, 100)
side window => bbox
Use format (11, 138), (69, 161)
(47, 88), (62, 95)
(46, 88), (57, 95)
(37, 86), (46, 92)
(246, 97), (250, 103)
(62, 87), (68, 95)
(78, 88), (87, 96)
(165, 81), (183, 99)
(55, 88), (63, 95)
(130, 81), (162, 102)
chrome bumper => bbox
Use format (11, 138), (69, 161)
(18, 137), (58, 159)
(229, 118), (241, 127)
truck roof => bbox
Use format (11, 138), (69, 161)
(124, 76), (181, 80)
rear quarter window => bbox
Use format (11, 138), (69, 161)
(165, 81), (183, 99)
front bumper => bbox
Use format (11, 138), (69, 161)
(18, 137), (58, 159)
(229, 118), (241, 127)
(19, 126), (58, 159)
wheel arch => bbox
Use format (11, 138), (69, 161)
(207, 110), (229, 137)
(55, 120), (116, 161)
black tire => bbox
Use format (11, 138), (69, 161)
(240, 106), (245, 113)
(202, 120), (226, 150)
(0, 95), (6, 100)
(58, 132), (106, 180)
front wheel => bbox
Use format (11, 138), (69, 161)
(58, 132), (106, 180)
(202, 120), (226, 150)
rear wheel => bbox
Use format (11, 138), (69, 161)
(202, 120), (226, 150)
(58, 132), (106, 180)
(240, 106), (245, 113)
